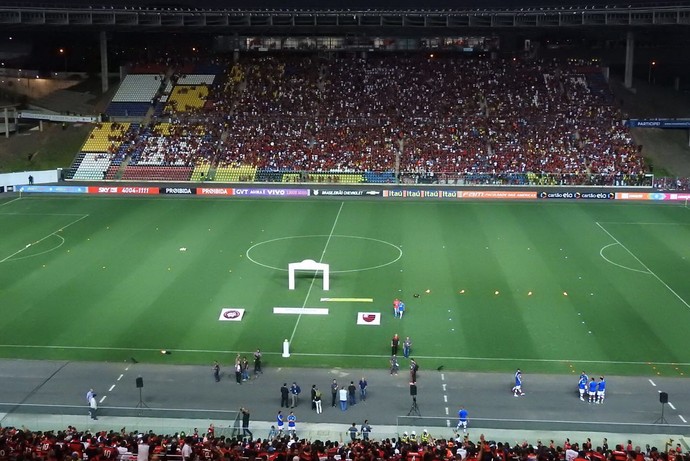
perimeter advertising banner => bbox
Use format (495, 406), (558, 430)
(312, 189), (381, 196)
(160, 187), (196, 195)
(198, 188), (234, 195)
(615, 192), (690, 201)
(538, 191), (615, 200)
(88, 186), (158, 195)
(386, 190), (459, 198)
(16, 184), (690, 202)
(18, 185), (87, 194)
(234, 188), (309, 197)
(460, 190), (537, 199)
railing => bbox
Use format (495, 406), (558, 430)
(397, 172), (654, 188)
(397, 415), (690, 436)
(216, 171), (656, 188)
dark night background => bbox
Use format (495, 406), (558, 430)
(0, 0), (688, 91)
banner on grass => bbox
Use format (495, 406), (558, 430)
(218, 308), (246, 321)
(357, 312), (381, 325)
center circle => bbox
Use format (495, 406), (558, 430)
(245, 235), (402, 273)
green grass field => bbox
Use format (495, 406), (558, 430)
(1, 195), (690, 377)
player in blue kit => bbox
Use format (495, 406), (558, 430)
(287, 411), (296, 436)
(512, 369), (524, 396)
(456, 406), (469, 434)
(276, 410), (284, 434)
(597, 376), (606, 404)
(578, 374), (588, 401)
(588, 377), (598, 403)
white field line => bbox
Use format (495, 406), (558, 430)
(0, 197), (22, 208)
(1, 343), (689, 366)
(0, 214), (89, 264)
(288, 202), (344, 343)
(596, 222), (690, 310)
(599, 243), (650, 274)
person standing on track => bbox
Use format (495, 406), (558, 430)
(212, 361), (220, 382)
(588, 377), (598, 403)
(597, 376), (606, 404)
(287, 411), (297, 436)
(289, 382), (300, 408)
(331, 379), (338, 407)
(347, 381), (357, 406)
(410, 358), (419, 382)
(88, 393), (98, 420)
(358, 376), (368, 402)
(280, 383), (289, 408)
(314, 386), (323, 414)
(456, 406), (469, 434)
(512, 369), (525, 396)
(339, 386), (348, 411)
(390, 354), (399, 375)
(276, 410), (284, 435)
(578, 373), (587, 401)
(240, 407), (253, 440)
(253, 349), (262, 375)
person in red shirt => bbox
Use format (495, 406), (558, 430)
(102, 441), (119, 461)
(391, 334), (400, 356)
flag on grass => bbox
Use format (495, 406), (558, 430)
(357, 312), (381, 325)
(219, 308), (245, 321)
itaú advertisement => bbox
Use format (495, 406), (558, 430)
(615, 192), (690, 201)
(382, 190), (537, 199)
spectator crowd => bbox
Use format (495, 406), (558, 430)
(0, 423), (685, 461)
(89, 52), (656, 186)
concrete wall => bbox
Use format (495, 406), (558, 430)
(0, 169), (58, 188)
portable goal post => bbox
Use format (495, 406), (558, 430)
(288, 259), (330, 291)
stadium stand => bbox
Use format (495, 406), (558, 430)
(70, 54), (650, 185)
(80, 122), (131, 153)
(176, 74), (216, 86)
(72, 152), (112, 181)
(214, 165), (258, 182)
(0, 423), (680, 461)
(111, 74), (164, 103)
(121, 165), (194, 181)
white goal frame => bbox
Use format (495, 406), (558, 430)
(288, 259), (330, 291)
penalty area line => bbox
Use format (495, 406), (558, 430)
(0, 213), (89, 264)
(596, 221), (690, 311)
(0, 344), (688, 367)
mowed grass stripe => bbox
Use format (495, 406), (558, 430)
(0, 197), (689, 373)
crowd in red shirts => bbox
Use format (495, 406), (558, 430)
(100, 52), (658, 186)
(0, 424), (684, 461)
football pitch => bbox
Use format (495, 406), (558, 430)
(1, 195), (690, 377)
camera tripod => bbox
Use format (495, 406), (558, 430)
(654, 401), (668, 424)
(407, 396), (421, 416)
(136, 387), (150, 415)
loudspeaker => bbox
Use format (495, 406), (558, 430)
(410, 384), (417, 396)
(136, 377), (144, 389)
(660, 392), (668, 404)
